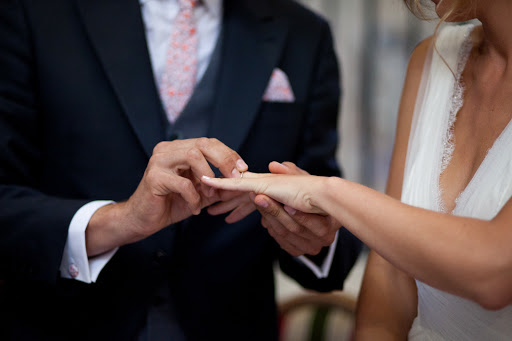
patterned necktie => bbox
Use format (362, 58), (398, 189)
(160, 0), (198, 123)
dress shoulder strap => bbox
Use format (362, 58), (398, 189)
(401, 23), (475, 211)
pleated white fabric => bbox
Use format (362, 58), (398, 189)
(403, 23), (512, 340)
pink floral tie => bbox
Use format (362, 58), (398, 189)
(160, 0), (198, 123)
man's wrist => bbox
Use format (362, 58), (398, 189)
(85, 202), (138, 257)
(61, 200), (117, 282)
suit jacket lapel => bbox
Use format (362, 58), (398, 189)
(76, 0), (165, 158)
(208, 0), (289, 152)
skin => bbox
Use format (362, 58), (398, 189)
(201, 0), (512, 336)
(355, 34), (430, 340)
(86, 137), (337, 260)
(207, 161), (339, 257)
(356, 0), (512, 335)
(202, 168), (512, 309)
(85, 137), (248, 257)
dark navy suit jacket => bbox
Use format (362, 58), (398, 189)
(0, 0), (361, 339)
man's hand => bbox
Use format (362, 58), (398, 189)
(85, 138), (247, 256)
(254, 162), (338, 257)
(206, 191), (256, 224)
(205, 161), (339, 257)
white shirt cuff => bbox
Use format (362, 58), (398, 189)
(297, 230), (339, 279)
(60, 200), (118, 283)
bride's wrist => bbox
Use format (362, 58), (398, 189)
(318, 176), (345, 214)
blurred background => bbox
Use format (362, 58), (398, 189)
(276, 0), (437, 307)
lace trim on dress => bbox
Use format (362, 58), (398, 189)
(437, 30), (474, 212)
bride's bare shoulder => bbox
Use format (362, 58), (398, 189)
(407, 36), (434, 78)
(387, 36), (435, 198)
(399, 36), (434, 110)
(398, 35), (434, 116)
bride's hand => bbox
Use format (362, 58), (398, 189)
(250, 162), (339, 257)
(204, 161), (340, 257)
(204, 163), (314, 224)
(201, 170), (328, 216)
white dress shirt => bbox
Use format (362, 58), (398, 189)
(60, 0), (336, 283)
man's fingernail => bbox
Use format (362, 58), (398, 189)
(278, 162), (288, 168)
(256, 199), (269, 209)
(284, 205), (296, 215)
(236, 159), (248, 170)
(232, 169), (241, 178)
(202, 175), (211, 181)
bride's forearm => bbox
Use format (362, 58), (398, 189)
(315, 177), (512, 309)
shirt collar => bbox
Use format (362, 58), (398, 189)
(139, 0), (223, 18)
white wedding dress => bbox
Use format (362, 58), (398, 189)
(402, 23), (512, 340)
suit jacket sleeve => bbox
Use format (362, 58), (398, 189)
(277, 19), (362, 292)
(0, 0), (89, 284)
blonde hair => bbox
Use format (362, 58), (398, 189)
(403, 0), (473, 22)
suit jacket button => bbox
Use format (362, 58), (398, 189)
(153, 249), (167, 267)
(155, 250), (167, 259)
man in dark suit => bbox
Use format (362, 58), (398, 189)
(0, 0), (361, 340)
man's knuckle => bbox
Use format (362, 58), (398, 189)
(287, 223), (300, 234)
(292, 223), (308, 235)
(155, 152), (169, 165)
(145, 169), (159, 185)
(196, 137), (210, 150)
(310, 246), (322, 255)
(294, 214), (307, 225)
(223, 153), (237, 164)
(192, 193), (201, 205)
(187, 147), (202, 161)
(209, 137), (220, 145)
(323, 234), (335, 246)
(275, 228), (288, 238)
(146, 156), (158, 170)
(316, 226), (329, 238)
(178, 178), (193, 191)
(152, 142), (166, 155)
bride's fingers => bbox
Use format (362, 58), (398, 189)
(239, 171), (270, 179)
(201, 175), (265, 193)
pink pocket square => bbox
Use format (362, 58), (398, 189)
(262, 68), (295, 102)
